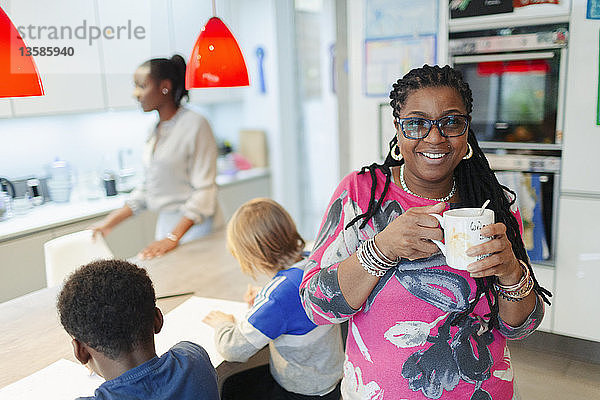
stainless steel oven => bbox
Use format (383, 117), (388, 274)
(449, 24), (568, 150)
(450, 24), (568, 267)
(486, 154), (560, 265)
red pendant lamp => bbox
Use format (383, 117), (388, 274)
(185, 1), (249, 88)
(0, 6), (44, 97)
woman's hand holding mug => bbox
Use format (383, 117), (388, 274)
(464, 222), (523, 284)
(427, 206), (522, 283)
(375, 202), (446, 261)
(428, 207), (495, 270)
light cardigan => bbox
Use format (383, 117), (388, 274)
(127, 106), (218, 224)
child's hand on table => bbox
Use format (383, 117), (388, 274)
(244, 284), (262, 306)
(203, 311), (235, 327)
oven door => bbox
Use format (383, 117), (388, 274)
(487, 154), (560, 264)
(453, 49), (565, 148)
(495, 170), (555, 263)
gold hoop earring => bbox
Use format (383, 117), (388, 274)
(391, 143), (403, 161)
(463, 143), (473, 160)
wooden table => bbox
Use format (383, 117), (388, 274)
(0, 229), (269, 389)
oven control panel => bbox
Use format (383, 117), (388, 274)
(449, 29), (568, 55)
(485, 154), (561, 173)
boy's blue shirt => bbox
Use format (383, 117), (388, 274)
(76, 341), (219, 400)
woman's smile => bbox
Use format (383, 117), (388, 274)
(416, 149), (451, 164)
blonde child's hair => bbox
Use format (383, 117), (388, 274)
(227, 198), (305, 278)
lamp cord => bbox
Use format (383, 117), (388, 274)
(212, 0), (216, 16)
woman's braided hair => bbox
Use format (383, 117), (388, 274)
(142, 54), (189, 107)
(346, 64), (551, 328)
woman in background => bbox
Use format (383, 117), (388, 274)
(203, 198), (344, 400)
(92, 55), (220, 259)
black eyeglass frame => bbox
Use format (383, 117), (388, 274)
(394, 114), (471, 140)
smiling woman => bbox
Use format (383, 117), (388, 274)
(299, 64), (551, 400)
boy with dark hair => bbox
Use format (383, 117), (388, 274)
(57, 259), (219, 400)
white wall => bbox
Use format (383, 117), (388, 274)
(296, 0), (341, 238)
(236, 0), (303, 223)
(0, 110), (153, 180)
(345, 0), (448, 173)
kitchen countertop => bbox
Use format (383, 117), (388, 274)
(0, 168), (269, 242)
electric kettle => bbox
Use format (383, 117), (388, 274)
(0, 177), (16, 221)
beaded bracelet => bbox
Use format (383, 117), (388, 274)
(356, 237), (398, 277)
(494, 260), (534, 301)
(356, 244), (388, 277)
(370, 238), (397, 265)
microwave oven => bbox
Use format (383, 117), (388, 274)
(449, 24), (568, 150)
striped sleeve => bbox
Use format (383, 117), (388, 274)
(498, 294), (545, 340)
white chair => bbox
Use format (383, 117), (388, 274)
(44, 229), (114, 287)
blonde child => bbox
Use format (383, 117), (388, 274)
(203, 198), (343, 400)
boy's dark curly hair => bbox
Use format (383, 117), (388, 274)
(57, 259), (156, 360)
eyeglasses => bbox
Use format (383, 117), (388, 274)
(395, 115), (469, 140)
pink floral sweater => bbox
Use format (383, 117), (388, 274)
(300, 170), (544, 400)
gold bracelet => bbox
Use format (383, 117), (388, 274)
(497, 278), (534, 301)
(495, 260), (529, 291)
(494, 260), (533, 301)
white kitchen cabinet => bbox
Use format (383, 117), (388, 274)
(560, 0), (600, 195)
(12, 74), (105, 116)
(0, 231), (52, 303)
(0, 101), (12, 118)
(0, 212), (156, 303)
(7, 0), (105, 116)
(2, 0), (247, 116)
(0, 171), (270, 303)
(531, 264), (554, 333)
(49, 218), (102, 240)
(50, 211), (157, 260)
(170, 0), (214, 62)
(553, 197), (600, 342)
(97, 0), (173, 109)
(217, 171), (271, 221)
(103, 211), (158, 259)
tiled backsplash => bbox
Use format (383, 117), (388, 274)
(0, 103), (242, 187)
(0, 110), (154, 181)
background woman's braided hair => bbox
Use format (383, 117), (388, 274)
(143, 54), (189, 107)
(346, 64), (551, 328)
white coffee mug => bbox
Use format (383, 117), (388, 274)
(429, 208), (495, 270)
